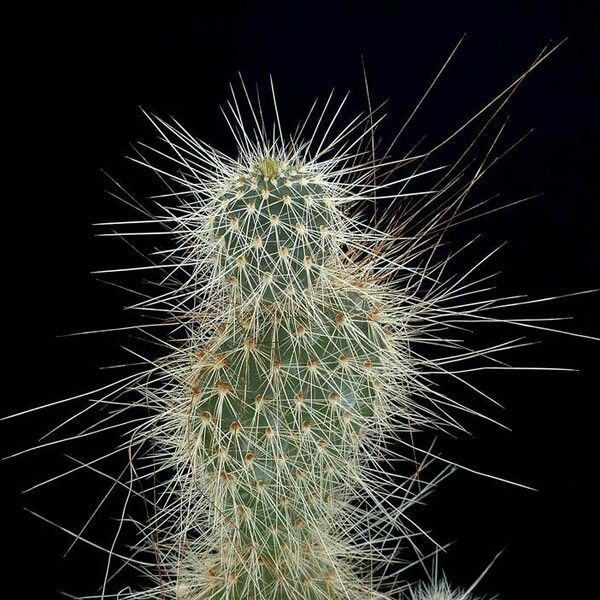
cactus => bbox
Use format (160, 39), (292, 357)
(179, 164), (392, 597)
(7, 46), (591, 600)
(100, 95), (499, 597)
(408, 578), (491, 600)
(132, 136), (429, 599)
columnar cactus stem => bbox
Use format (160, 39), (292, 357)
(151, 156), (420, 598)
(9, 55), (581, 599)
(94, 96), (503, 597)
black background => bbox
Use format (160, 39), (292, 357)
(3, 2), (599, 599)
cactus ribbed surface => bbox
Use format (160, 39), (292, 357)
(212, 161), (336, 302)
(172, 161), (401, 598)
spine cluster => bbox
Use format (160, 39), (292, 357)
(151, 156), (421, 599)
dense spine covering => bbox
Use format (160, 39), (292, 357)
(94, 95), (497, 598)
(409, 578), (488, 600)
(12, 54), (581, 598)
(146, 155), (423, 599)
